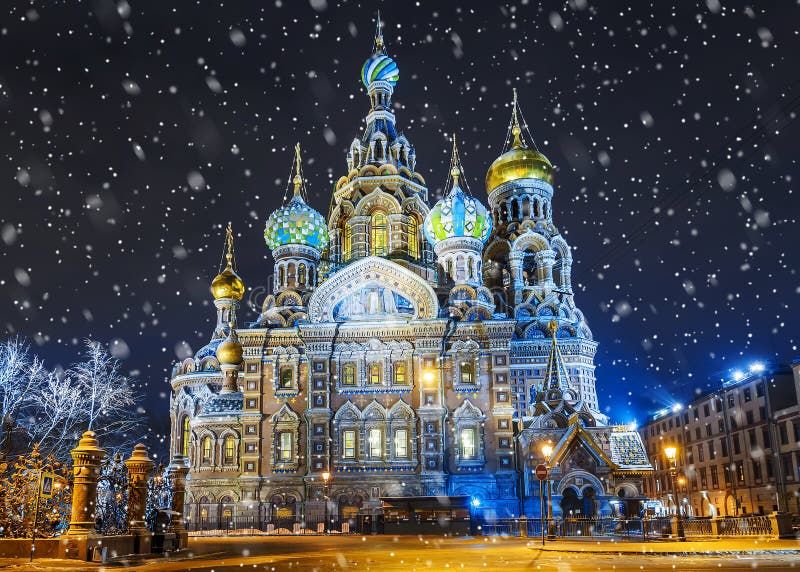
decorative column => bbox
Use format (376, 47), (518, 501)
(166, 454), (189, 548)
(536, 250), (555, 290)
(125, 443), (154, 552)
(508, 252), (525, 305)
(65, 430), (106, 537)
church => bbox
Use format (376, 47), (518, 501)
(168, 22), (652, 530)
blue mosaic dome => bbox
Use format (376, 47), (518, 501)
(424, 181), (492, 246)
(264, 195), (329, 251)
(201, 392), (244, 415)
(361, 54), (399, 87)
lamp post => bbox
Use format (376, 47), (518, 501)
(664, 446), (685, 541)
(322, 471), (330, 534)
(541, 444), (553, 540)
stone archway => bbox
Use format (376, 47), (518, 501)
(582, 487), (597, 517)
(560, 487), (582, 517)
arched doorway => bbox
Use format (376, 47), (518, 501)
(338, 494), (363, 531)
(725, 494), (737, 516)
(270, 494), (297, 531)
(219, 495), (234, 529)
(582, 488), (597, 517)
(560, 487), (582, 517)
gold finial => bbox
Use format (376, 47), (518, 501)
(450, 133), (461, 186)
(292, 143), (302, 196)
(225, 223), (234, 266)
(375, 11), (384, 52)
(548, 319), (559, 340)
(511, 88), (523, 149)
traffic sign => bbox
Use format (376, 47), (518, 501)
(534, 464), (548, 480)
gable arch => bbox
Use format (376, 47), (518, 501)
(512, 230), (550, 253)
(354, 188), (402, 216)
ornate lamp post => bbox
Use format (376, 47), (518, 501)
(664, 446), (685, 541)
(541, 444), (554, 539)
(322, 471), (330, 534)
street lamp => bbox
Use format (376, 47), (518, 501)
(540, 444), (553, 542)
(322, 471), (331, 534)
(664, 446), (685, 541)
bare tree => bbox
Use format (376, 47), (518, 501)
(25, 369), (84, 461)
(0, 338), (46, 461)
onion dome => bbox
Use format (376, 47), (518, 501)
(264, 145), (330, 251)
(211, 224), (245, 301)
(215, 322), (243, 366)
(486, 90), (554, 191)
(360, 19), (399, 87)
(424, 164), (492, 246)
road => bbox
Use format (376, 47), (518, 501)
(95, 536), (798, 572)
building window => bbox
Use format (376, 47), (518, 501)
(343, 364), (356, 386)
(245, 424), (257, 435)
(245, 462), (255, 472)
(710, 465), (719, 488)
(394, 429), (408, 458)
(460, 361), (474, 385)
(368, 363), (381, 385)
(368, 428), (383, 459)
(298, 263), (307, 286)
(371, 212), (388, 256)
(223, 435), (235, 464)
(343, 224), (352, 261)
(201, 436), (212, 464)
(344, 430), (356, 459)
(752, 460), (762, 482)
(246, 398), (258, 409)
(743, 387), (752, 402)
(779, 423), (789, 445)
(408, 217), (419, 259)
(246, 379), (258, 391)
(394, 362), (407, 385)
(245, 442), (256, 453)
(279, 367), (293, 389)
(181, 416), (190, 457)
(279, 432), (292, 462)
(756, 382), (764, 398)
(460, 428), (476, 459)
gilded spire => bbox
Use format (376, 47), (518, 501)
(224, 222), (234, 268)
(211, 223), (245, 301)
(450, 133), (461, 187)
(292, 143), (303, 197)
(511, 88), (523, 149)
(375, 10), (384, 52)
(543, 319), (570, 391)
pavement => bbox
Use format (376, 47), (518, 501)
(0, 535), (798, 571)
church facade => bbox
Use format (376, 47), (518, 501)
(168, 25), (652, 529)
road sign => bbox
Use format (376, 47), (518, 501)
(534, 464), (548, 480)
(40, 472), (56, 498)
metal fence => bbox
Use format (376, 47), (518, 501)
(186, 516), (356, 537)
(717, 516), (772, 536)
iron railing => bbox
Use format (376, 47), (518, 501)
(717, 516), (773, 536)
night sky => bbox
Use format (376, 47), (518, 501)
(2, 1), (798, 441)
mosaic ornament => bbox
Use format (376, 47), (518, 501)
(264, 195), (330, 251)
(423, 184), (492, 246)
(361, 54), (399, 87)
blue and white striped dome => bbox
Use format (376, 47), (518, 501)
(424, 183), (492, 246)
(264, 195), (330, 251)
(361, 54), (399, 87)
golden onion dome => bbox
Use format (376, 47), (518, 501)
(215, 324), (243, 366)
(210, 225), (245, 301)
(486, 114), (554, 192)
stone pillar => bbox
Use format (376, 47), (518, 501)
(768, 512), (794, 538)
(166, 454), (189, 549)
(125, 443), (154, 553)
(65, 430), (106, 537)
(536, 250), (555, 289)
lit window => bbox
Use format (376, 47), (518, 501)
(279, 432), (292, 462)
(201, 436), (212, 463)
(344, 430), (356, 459)
(395, 429), (408, 458)
(279, 367), (293, 389)
(394, 363), (406, 385)
(369, 428), (383, 459)
(181, 416), (190, 457)
(369, 363), (381, 385)
(408, 218), (419, 259)
(461, 362), (474, 384)
(343, 224), (352, 261)
(460, 428), (476, 459)
(223, 435), (235, 464)
(371, 212), (388, 256)
(298, 263), (306, 285)
(343, 364), (356, 386)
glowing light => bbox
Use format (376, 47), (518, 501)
(628, 421), (638, 431)
(672, 404), (683, 412)
(541, 444), (553, 461)
(664, 446), (677, 461)
(749, 362), (765, 373)
(471, 498), (481, 508)
(732, 370), (745, 382)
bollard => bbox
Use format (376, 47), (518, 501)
(65, 431), (106, 537)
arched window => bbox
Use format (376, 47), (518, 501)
(371, 212), (388, 256)
(278, 266), (285, 287)
(343, 364), (356, 386)
(460, 361), (474, 385)
(394, 362), (407, 385)
(279, 367), (293, 389)
(298, 263), (306, 286)
(343, 224), (352, 261)
(368, 363), (382, 385)
(201, 436), (212, 464)
(460, 428), (476, 459)
(408, 217), (419, 259)
(223, 435), (235, 464)
(181, 416), (190, 457)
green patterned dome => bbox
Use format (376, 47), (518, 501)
(424, 179), (492, 246)
(264, 194), (329, 251)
